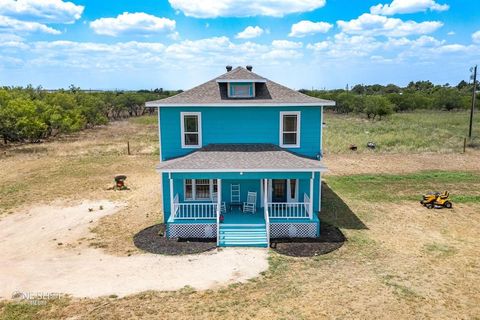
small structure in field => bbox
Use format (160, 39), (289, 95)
(113, 175), (129, 190)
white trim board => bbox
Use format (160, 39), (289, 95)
(156, 167), (327, 173)
(146, 102), (335, 107)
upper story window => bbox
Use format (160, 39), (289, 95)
(228, 82), (254, 98)
(279, 111), (300, 148)
(181, 112), (202, 148)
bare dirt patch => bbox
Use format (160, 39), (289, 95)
(0, 201), (268, 299)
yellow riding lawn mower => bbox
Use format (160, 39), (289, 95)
(420, 191), (453, 209)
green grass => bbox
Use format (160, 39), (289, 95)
(0, 303), (45, 320)
(325, 171), (480, 204)
(424, 243), (458, 257)
(382, 275), (422, 300)
(324, 110), (480, 153)
(130, 115), (158, 125)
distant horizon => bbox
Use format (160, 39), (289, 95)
(0, 0), (478, 90)
(5, 76), (474, 92)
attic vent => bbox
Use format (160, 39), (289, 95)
(226, 65), (232, 72)
(246, 65), (253, 71)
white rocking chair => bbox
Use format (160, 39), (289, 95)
(243, 191), (257, 214)
(212, 192), (226, 213)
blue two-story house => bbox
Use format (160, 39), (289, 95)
(146, 66), (335, 248)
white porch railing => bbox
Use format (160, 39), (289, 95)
(172, 194), (218, 220)
(268, 193), (312, 219)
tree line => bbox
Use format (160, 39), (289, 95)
(0, 85), (178, 144)
(302, 80), (478, 120)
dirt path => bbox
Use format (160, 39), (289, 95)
(0, 201), (268, 299)
(323, 150), (480, 176)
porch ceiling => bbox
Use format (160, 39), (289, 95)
(157, 144), (326, 173)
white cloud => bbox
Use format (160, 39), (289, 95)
(263, 40), (303, 60)
(235, 26), (264, 39)
(385, 35), (444, 48)
(0, 33), (29, 49)
(447, 31), (455, 36)
(307, 33), (383, 58)
(370, 0), (449, 15)
(436, 44), (469, 53)
(272, 40), (303, 49)
(0, 15), (61, 34)
(90, 12), (176, 37)
(337, 13), (442, 37)
(168, 0), (326, 18)
(472, 30), (480, 44)
(288, 20), (333, 38)
(0, 0), (83, 24)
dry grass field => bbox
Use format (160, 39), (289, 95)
(1, 112), (479, 319)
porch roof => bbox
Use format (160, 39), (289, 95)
(157, 144), (326, 173)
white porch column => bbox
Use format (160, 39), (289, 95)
(217, 179), (222, 210)
(216, 179), (222, 246)
(263, 178), (270, 247)
(318, 172), (322, 212)
(263, 179), (268, 209)
(309, 172), (314, 219)
(169, 173), (174, 219)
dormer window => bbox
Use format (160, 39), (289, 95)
(228, 82), (254, 98)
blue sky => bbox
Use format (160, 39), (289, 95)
(0, 0), (479, 90)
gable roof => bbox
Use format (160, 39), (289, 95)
(156, 144), (326, 172)
(146, 66), (335, 107)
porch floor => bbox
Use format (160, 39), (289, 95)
(223, 210), (265, 224)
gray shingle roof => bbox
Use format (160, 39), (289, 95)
(216, 67), (266, 81)
(157, 144), (326, 172)
(146, 67), (335, 106)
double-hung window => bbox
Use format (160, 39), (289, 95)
(184, 179), (217, 201)
(280, 111), (300, 148)
(181, 112), (202, 148)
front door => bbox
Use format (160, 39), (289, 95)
(272, 179), (287, 202)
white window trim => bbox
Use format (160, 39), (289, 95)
(180, 112), (202, 148)
(227, 82), (255, 98)
(184, 179), (216, 201)
(279, 111), (301, 148)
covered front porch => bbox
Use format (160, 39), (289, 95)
(159, 144), (326, 246)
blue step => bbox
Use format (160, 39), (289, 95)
(218, 224), (268, 248)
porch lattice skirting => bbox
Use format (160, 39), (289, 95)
(168, 223), (217, 238)
(270, 222), (318, 238)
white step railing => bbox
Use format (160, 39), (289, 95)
(268, 193), (312, 219)
(172, 195), (218, 219)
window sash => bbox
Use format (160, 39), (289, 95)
(280, 112), (300, 147)
(181, 112), (201, 148)
(184, 179), (217, 201)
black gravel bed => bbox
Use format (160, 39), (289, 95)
(270, 222), (346, 257)
(133, 224), (217, 255)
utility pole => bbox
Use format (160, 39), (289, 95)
(469, 65), (477, 138)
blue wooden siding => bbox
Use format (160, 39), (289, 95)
(159, 106), (322, 161)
